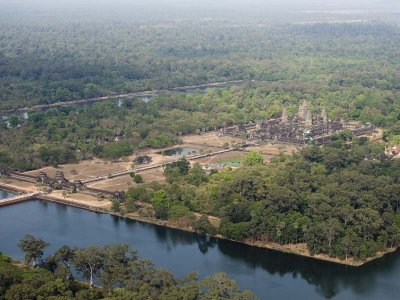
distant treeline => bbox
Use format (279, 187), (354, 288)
(1, 22), (400, 111)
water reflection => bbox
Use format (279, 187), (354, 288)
(112, 215), (121, 227)
(197, 235), (217, 254)
(216, 239), (400, 299)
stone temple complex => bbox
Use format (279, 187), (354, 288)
(220, 101), (375, 144)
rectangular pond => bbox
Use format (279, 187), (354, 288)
(159, 147), (200, 157)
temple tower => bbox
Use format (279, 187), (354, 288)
(298, 100), (309, 120)
(305, 110), (313, 128)
(321, 108), (328, 124)
(55, 171), (65, 182)
(281, 108), (288, 124)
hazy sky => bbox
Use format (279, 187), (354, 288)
(1, 0), (399, 24)
(2, 0), (399, 10)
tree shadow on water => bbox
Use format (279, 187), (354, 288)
(217, 239), (400, 299)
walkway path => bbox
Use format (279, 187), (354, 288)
(82, 148), (236, 184)
(0, 192), (41, 207)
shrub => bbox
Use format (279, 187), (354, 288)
(0, 252), (12, 263)
(134, 174), (144, 184)
(111, 199), (120, 212)
(219, 220), (250, 241)
(192, 216), (217, 236)
(94, 142), (133, 159)
(168, 205), (190, 221)
(138, 208), (155, 218)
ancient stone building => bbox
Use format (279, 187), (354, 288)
(220, 101), (375, 145)
(36, 171), (84, 192)
(134, 155), (153, 165)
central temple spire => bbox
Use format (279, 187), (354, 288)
(281, 107), (288, 124)
(298, 100), (309, 120)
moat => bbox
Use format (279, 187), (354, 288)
(0, 194), (400, 299)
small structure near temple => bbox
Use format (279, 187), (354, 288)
(133, 155), (153, 165)
(220, 101), (375, 145)
(385, 145), (400, 159)
(0, 167), (11, 176)
(113, 190), (126, 202)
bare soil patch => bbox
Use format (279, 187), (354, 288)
(87, 167), (165, 192)
(22, 144), (206, 182)
(181, 132), (239, 148)
(23, 158), (132, 182)
(0, 178), (37, 192)
(49, 190), (111, 209)
(248, 142), (299, 156)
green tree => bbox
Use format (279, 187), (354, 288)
(73, 246), (105, 288)
(8, 115), (19, 128)
(111, 199), (120, 213)
(164, 158), (190, 182)
(18, 235), (49, 267)
(134, 174), (144, 184)
(168, 205), (191, 221)
(340, 229), (358, 261)
(200, 272), (257, 299)
(187, 163), (208, 186)
(152, 190), (169, 220)
(99, 244), (140, 291)
(243, 151), (264, 166)
(192, 215), (217, 236)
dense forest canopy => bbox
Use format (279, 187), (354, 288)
(0, 77), (400, 170)
(1, 78), (400, 171)
(1, 0), (400, 266)
(2, 19), (400, 171)
(1, 21), (400, 111)
(123, 141), (400, 261)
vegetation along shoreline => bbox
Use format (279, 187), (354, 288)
(0, 186), (396, 267)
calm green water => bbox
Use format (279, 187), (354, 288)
(0, 189), (15, 201)
(0, 196), (399, 299)
(160, 147), (199, 156)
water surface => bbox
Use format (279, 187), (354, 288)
(160, 147), (199, 157)
(0, 198), (399, 300)
(0, 189), (15, 202)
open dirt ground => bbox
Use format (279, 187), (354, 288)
(49, 190), (112, 209)
(247, 143), (299, 157)
(181, 132), (238, 148)
(24, 129), (383, 194)
(0, 178), (37, 192)
(23, 142), (211, 182)
(21, 133), (300, 190)
(87, 167), (165, 192)
(23, 158), (132, 182)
